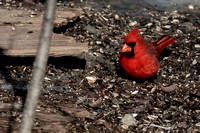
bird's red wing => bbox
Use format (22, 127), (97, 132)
(137, 55), (160, 78)
(155, 35), (176, 51)
(124, 54), (160, 78)
(155, 35), (170, 46)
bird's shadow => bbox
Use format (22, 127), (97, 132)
(116, 65), (157, 83)
(158, 48), (173, 60)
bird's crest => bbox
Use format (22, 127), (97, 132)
(123, 26), (140, 44)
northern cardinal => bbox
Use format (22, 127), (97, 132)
(119, 27), (176, 78)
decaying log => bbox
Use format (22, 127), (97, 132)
(0, 7), (88, 57)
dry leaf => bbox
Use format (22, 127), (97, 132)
(60, 103), (94, 119)
(89, 97), (103, 107)
(96, 119), (113, 131)
(161, 84), (177, 92)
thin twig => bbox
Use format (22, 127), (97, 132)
(18, 1), (57, 133)
(144, 123), (172, 130)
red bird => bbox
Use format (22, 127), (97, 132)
(119, 27), (176, 78)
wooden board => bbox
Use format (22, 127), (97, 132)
(0, 7), (88, 57)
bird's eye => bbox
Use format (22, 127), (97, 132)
(126, 42), (136, 47)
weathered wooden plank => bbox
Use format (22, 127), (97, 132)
(0, 7), (88, 57)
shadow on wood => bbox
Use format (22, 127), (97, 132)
(0, 55), (86, 69)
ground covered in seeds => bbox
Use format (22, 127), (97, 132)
(0, 0), (200, 132)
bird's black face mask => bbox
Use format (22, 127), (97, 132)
(123, 42), (136, 58)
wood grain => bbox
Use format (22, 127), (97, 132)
(0, 7), (88, 57)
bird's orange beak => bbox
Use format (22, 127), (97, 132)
(121, 43), (132, 53)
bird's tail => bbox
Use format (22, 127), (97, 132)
(155, 35), (176, 52)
